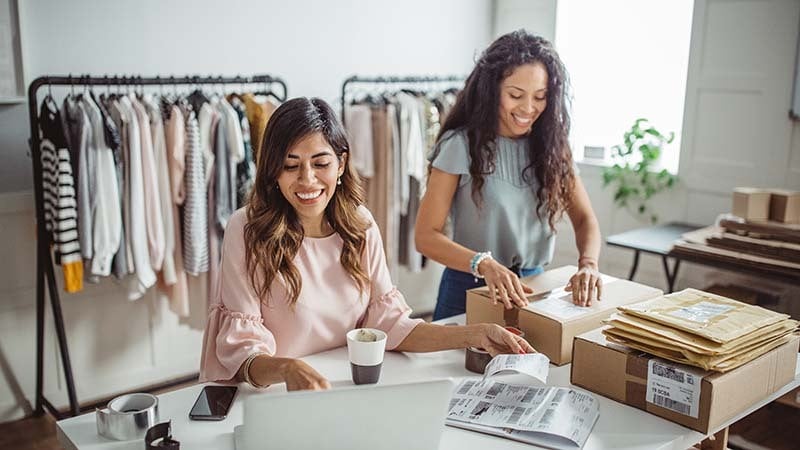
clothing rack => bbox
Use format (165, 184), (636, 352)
(339, 74), (463, 126)
(26, 73), (288, 419)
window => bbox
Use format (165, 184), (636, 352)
(554, 0), (694, 174)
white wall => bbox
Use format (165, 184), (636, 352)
(0, 0), (493, 422)
(493, 0), (557, 42)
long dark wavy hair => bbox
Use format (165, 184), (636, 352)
(438, 29), (575, 230)
(244, 97), (369, 308)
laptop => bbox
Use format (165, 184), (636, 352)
(234, 379), (455, 450)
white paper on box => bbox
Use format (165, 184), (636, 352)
(646, 359), (704, 418)
(668, 301), (735, 323)
(525, 275), (618, 320)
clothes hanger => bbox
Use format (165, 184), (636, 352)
(43, 77), (59, 112)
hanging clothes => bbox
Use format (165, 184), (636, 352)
(81, 95), (122, 277)
(344, 104), (375, 178)
(164, 104), (190, 317)
(130, 96), (165, 272)
(61, 97), (94, 267)
(118, 95), (157, 299)
(38, 81), (271, 318)
(144, 94), (177, 287)
(363, 104), (400, 278)
(39, 97), (83, 292)
(241, 93), (278, 163)
(345, 86), (459, 274)
(182, 108), (209, 276)
(207, 106), (223, 307)
(214, 98), (238, 230)
(96, 93), (129, 280)
(228, 96), (255, 207)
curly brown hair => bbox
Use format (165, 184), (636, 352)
(244, 97), (370, 308)
(437, 30), (575, 230)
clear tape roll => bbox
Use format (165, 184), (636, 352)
(96, 393), (160, 441)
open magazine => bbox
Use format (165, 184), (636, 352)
(447, 354), (599, 449)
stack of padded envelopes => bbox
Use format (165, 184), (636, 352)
(602, 288), (798, 372)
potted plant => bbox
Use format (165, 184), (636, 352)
(601, 118), (678, 223)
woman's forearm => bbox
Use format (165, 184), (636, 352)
(415, 229), (477, 273)
(393, 322), (486, 353)
(236, 354), (293, 386)
(574, 215), (601, 268)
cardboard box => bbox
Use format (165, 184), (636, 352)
(466, 266), (662, 365)
(571, 327), (799, 434)
(769, 189), (800, 224)
(732, 187), (771, 220)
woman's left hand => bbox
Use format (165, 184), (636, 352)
(477, 324), (536, 357)
(564, 266), (602, 307)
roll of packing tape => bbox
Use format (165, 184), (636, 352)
(504, 326), (525, 339)
(96, 393), (159, 441)
(465, 347), (493, 374)
(145, 421), (180, 449)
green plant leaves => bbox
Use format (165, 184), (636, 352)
(602, 118), (679, 223)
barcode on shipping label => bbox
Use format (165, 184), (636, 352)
(652, 394), (691, 415)
(646, 359), (702, 418)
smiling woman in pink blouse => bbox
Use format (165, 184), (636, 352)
(199, 97), (534, 391)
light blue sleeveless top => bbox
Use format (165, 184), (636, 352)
(429, 129), (556, 269)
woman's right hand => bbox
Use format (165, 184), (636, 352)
(281, 359), (331, 391)
(478, 258), (533, 309)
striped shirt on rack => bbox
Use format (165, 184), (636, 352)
(39, 98), (83, 292)
(183, 109), (209, 275)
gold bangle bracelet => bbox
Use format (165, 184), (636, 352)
(243, 353), (269, 389)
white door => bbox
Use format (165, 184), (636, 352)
(680, 0), (800, 194)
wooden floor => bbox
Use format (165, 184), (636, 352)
(2, 397), (798, 450)
(728, 402), (800, 450)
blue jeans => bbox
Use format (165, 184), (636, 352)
(433, 266), (543, 321)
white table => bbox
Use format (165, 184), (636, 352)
(57, 315), (800, 450)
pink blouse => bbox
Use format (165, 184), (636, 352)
(199, 206), (423, 382)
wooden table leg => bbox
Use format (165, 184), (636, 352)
(699, 427), (728, 450)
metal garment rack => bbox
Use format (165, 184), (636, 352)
(26, 73), (288, 419)
(339, 74), (464, 125)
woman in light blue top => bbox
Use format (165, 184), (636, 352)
(416, 30), (602, 320)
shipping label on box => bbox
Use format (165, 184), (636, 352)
(646, 359), (704, 418)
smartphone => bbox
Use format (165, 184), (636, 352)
(189, 385), (238, 421)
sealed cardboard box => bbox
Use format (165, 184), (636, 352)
(769, 189), (800, 224)
(466, 266), (662, 365)
(571, 327), (799, 434)
(732, 187), (771, 220)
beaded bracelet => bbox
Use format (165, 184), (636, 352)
(470, 251), (493, 280)
(243, 353), (269, 389)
